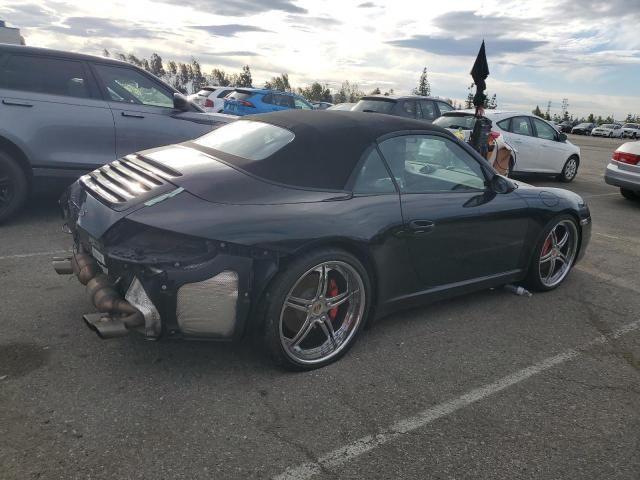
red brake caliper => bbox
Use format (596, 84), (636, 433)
(542, 236), (552, 257)
(328, 278), (339, 320)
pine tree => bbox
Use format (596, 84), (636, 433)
(532, 105), (543, 117)
(211, 69), (230, 86)
(149, 53), (165, 77)
(413, 67), (431, 96)
(236, 65), (252, 87)
(369, 87), (381, 95)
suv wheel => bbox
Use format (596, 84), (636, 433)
(0, 151), (28, 223)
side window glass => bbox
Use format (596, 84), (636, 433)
(0, 55), (90, 99)
(379, 135), (486, 193)
(218, 89), (231, 98)
(420, 100), (437, 120)
(510, 116), (533, 137)
(353, 149), (396, 194)
(497, 118), (510, 131)
(294, 97), (312, 109)
(532, 118), (556, 141)
(437, 101), (454, 114)
(93, 64), (173, 108)
(402, 101), (417, 118)
(262, 94), (273, 104)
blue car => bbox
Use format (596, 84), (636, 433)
(223, 88), (313, 116)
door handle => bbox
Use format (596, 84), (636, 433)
(121, 111), (145, 118)
(2, 99), (33, 107)
(409, 220), (435, 234)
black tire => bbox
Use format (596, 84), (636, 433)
(524, 215), (580, 292)
(620, 188), (639, 201)
(558, 156), (579, 183)
(0, 151), (28, 224)
(262, 248), (371, 370)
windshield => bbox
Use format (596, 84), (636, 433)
(194, 121), (294, 161)
(623, 123), (638, 128)
(433, 114), (477, 130)
(352, 99), (395, 114)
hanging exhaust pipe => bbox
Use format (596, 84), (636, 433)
(53, 252), (144, 338)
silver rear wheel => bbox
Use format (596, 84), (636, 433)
(279, 261), (366, 366)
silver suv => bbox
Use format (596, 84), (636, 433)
(0, 44), (234, 222)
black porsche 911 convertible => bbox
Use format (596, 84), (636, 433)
(55, 110), (591, 370)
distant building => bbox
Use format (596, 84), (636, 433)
(0, 20), (25, 45)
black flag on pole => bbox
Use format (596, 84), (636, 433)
(470, 40), (489, 108)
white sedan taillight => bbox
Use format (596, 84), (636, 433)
(612, 150), (640, 165)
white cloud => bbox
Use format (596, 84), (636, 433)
(2, 0), (639, 117)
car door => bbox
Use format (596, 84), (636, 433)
(418, 99), (438, 122)
(378, 133), (530, 289)
(0, 53), (115, 172)
(531, 117), (569, 173)
(497, 116), (538, 173)
(91, 63), (212, 158)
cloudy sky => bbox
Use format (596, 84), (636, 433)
(2, 0), (640, 118)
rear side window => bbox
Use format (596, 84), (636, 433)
(0, 54), (90, 99)
(262, 94), (273, 104)
(194, 120), (294, 161)
(352, 99), (395, 114)
(217, 89), (232, 98)
(227, 91), (252, 101)
(273, 94), (294, 108)
(402, 100), (418, 118)
(510, 116), (533, 136)
(418, 100), (437, 120)
(497, 118), (510, 130)
(353, 149), (396, 194)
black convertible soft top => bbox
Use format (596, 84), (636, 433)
(217, 110), (450, 190)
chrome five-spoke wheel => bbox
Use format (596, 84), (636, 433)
(279, 261), (366, 366)
(538, 219), (578, 288)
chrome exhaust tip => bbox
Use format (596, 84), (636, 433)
(83, 313), (130, 339)
(52, 258), (73, 275)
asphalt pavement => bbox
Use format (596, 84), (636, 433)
(1, 134), (638, 480)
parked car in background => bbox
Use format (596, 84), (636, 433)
(56, 110), (591, 369)
(604, 140), (640, 200)
(223, 88), (313, 116)
(571, 123), (596, 135)
(187, 85), (234, 112)
(558, 121), (574, 133)
(311, 101), (333, 110)
(352, 95), (454, 122)
(591, 124), (623, 137)
(0, 44), (235, 223)
(433, 110), (581, 182)
(622, 123), (640, 139)
(327, 103), (355, 111)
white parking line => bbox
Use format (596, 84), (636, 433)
(273, 318), (640, 480)
(576, 263), (640, 294)
(0, 250), (68, 261)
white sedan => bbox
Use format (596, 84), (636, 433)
(434, 110), (581, 182)
(591, 124), (624, 138)
(187, 86), (234, 113)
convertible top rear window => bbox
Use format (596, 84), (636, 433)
(195, 121), (294, 161)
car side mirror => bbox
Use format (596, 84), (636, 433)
(173, 92), (195, 112)
(558, 132), (567, 142)
(490, 175), (515, 194)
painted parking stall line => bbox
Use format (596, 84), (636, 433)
(0, 250), (68, 261)
(273, 318), (640, 480)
